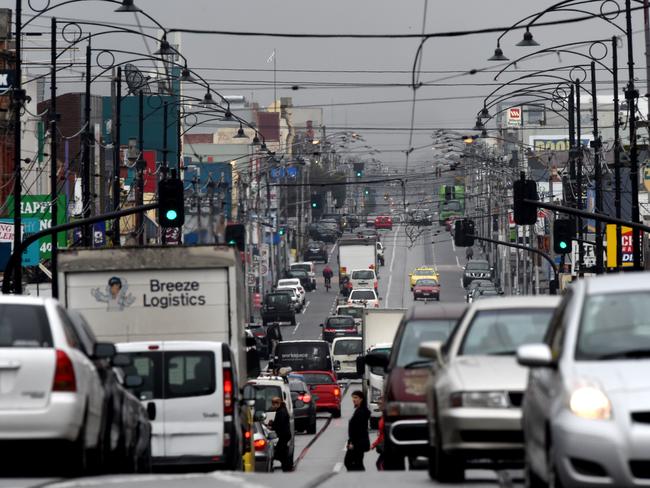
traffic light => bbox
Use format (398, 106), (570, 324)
(553, 219), (573, 254)
(453, 219), (475, 247)
(364, 188), (370, 196)
(278, 227), (285, 236)
(225, 223), (246, 252)
(353, 162), (364, 178)
(311, 200), (318, 209)
(158, 175), (185, 227)
(356, 170), (363, 177)
(513, 177), (539, 225)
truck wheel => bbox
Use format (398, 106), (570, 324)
(307, 417), (317, 435)
(383, 439), (405, 470)
(332, 408), (341, 418)
(434, 419), (464, 482)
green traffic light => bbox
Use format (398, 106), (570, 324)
(559, 241), (568, 250)
(312, 202), (317, 208)
(228, 239), (236, 245)
(166, 209), (178, 221)
(356, 172), (362, 177)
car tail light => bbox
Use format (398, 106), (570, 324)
(324, 328), (336, 333)
(254, 438), (267, 451)
(299, 393), (312, 403)
(333, 387), (341, 397)
(223, 368), (234, 415)
(374, 281), (378, 289)
(346, 328), (357, 332)
(244, 430), (251, 440)
(374, 303), (379, 308)
(254, 332), (265, 337)
(52, 349), (76, 392)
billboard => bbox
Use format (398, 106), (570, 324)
(606, 224), (642, 267)
(528, 135), (592, 152)
(506, 107), (521, 126)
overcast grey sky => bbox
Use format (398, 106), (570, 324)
(6, 0), (649, 170)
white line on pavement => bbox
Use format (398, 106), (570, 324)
(384, 225), (400, 307)
(452, 237), (456, 253)
(292, 322), (300, 335)
(302, 301), (310, 314)
(455, 256), (461, 268)
(333, 462), (343, 472)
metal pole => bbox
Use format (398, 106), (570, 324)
(625, 0), (642, 269)
(135, 91), (145, 245)
(12, 0), (23, 293)
(50, 17), (58, 298)
(82, 40), (92, 247)
(568, 84), (576, 181)
(612, 36), (622, 268)
(576, 78), (584, 275)
(591, 61), (604, 274)
(113, 67), (122, 246)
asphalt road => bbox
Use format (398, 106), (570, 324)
(1, 225), (522, 488)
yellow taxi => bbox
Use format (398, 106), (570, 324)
(409, 266), (440, 290)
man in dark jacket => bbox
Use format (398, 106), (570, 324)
(269, 397), (292, 471)
(345, 390), (371, 471)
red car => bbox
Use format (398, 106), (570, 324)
(299, 370), (341, 418)
(413, 278), (440, 301)
(375, 215), (393, 230)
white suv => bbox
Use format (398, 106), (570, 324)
(348, 288), (380, 308)
(277, 279), (306, 304)
(244, 374), (295, 468)
(0, 296), (107, 474)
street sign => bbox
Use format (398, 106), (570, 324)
(0, 69), (15, 91)
(260, 263), (268, 276)
(247, 273), (256, 286)
(507, 107), (521, 126)
(606, 224), (643, 268)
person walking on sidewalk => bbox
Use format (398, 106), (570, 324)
(345, 390), (371, 471)
(371, 396), (385, 470)
(465, 246), (474, 261)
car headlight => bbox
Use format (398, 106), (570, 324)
(449, 391), (510, 408)
(569, 386), (611, 420)
(386, 401), (428, 417)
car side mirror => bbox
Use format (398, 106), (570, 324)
(418, 341), (444, 366)
(334, 360), (341, 371)
(146, 401), (157, 421)
(111, 353), (132, 367)
(125, 374), (143, 388)
(364, 350), (390, 370)
(267, 431), (278, 440)
(517, 343), (555, 368)
(93, 342), (116, 360)
(320, 323), (324, 327)
(254, 411), (267, 422)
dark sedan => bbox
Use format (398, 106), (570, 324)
(304, 241), (329, 263)
(320, 315), (358, 342)
(288, 375), (317, 434)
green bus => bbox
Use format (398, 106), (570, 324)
(438, 185), (465, 224)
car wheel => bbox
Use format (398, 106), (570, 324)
(291, 316), (297, 326)
(427, 447), (437, 481)
(525, 457), (546, 488)
(434, 416), (464, 482)
(61, 414), (89, 476)
(332, 408), (341, 418)
(383, 439), (405, 470)
(307, 416), (317, 435)
(547, 442), (564, 488)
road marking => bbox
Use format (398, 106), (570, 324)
(333, 462), (343, 472)
(302, 300), (310, 314)
(292, 322), (300, 335)
(451, 237), (456, 252)
(328, 242), (338, 261)
(455, 256), (461, 268)
(293, 417), (334, 470)
(384, 225), (400, 307)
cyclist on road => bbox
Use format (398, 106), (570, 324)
(323, 265), (334, 290)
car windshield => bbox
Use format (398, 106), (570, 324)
(351, 270), (374, 279)
(576, 292), (650, 360)
(275, 342), (332, 371)
(415, 279), (438, 287)
(290, 270), (309, 278)
(334, 339), (363, 355)
(301, 373), (335, 385)
(277, 288), (296, 297)
(460, 308), (554, 356)
(326, 317), (355, 328)
(278, 279), (300, 287)
(350, 290), (376, 300)
(266, 294), (290, 306)
(291, 264), (311, 273)
(395, 319), (457, 367)
(244, 384), (282, 412)
(337, 307), (363, 319)
(415, 269), (434, 276)
(0, 304), (52, 348)
(466, 261), (490, 270)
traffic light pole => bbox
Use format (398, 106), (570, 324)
(2, 203), (158, 295)
(470, 234), (558, 295)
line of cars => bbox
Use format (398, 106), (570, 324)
(0, 296), (152, 476)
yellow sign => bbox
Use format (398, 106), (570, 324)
(644, 165), (650, 192)
(606, 224), (634, 268)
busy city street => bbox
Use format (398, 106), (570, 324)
(2, 0), (650, 487)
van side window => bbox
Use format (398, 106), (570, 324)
(166, 352), (216, 399)
(124, 352), (163, 400)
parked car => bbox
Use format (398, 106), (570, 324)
(244, 374), (295, 468)
(0, 296), (108, 475)
(413, 278), (440, 301)
(462, 259), (493, 288)
(304, 241), (328, 263)
(320, 315), (358, 343)
(286, 269), (314, 292)
(420, 296), (559, 482)
(470, 288), (501, 301)
(348, 288), (380, 308)
(332, 337), (363, 379)
(300, 371), (342, 418)
(246, 323), (269, 359)
(375, 215), (393, 230)
(277, 279), (306, 304)
(518, 273), (650, 488)
(350, 268), (378, 293)
(67, 310), (152, 473)
(288, 375), (317, 434)
(261, 292), (296, 326)
(290, 262), (317, 291)
(364, 303), (466, 470)
(275, 287), (302, 312)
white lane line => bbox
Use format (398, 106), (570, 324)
(384, 225), (400, 308)
(328, 242), (338, 261)
(451, 237), (456, 253)
(333, 462), (343, 472)
(292, 322), (300, 335)
(302, 301), (310, 314)
(455, 256), (461, 268)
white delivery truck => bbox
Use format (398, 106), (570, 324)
(57, 246), (251, 469)
(337, 237), (378, 294)
(357, 308), (405, 428)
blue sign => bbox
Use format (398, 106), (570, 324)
(93, 222), (106, 248)
(286, 167), (298, 178)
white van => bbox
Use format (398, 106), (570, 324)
(116, 341), (242, 470)
(350, 269), (378, 292)
(332, 337), (363, 379)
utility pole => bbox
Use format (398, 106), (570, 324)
(112, 67), (122, 247)
(12, 0), (23, 293)
(591, 61), (604, 274)
(82, 40), (92, 247)
(612, 36), (622, 268)
(135, 91), (145, 246)
(50, 17), (58, 297)
(575, 79), (584, 275)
